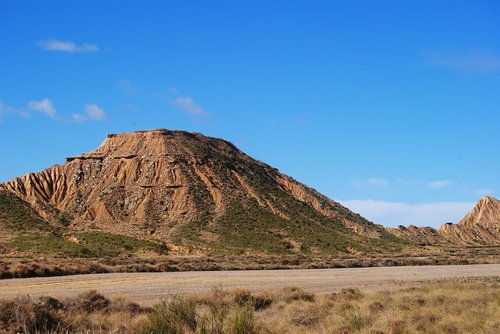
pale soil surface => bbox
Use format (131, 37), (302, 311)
(1, 264), (498, 305)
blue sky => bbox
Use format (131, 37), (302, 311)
(1, 0), (499, 227)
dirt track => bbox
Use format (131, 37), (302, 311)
(1, 264), (499, 305)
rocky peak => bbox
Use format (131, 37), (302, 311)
(458, 195), (500, 229)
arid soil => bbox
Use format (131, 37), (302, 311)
(1, 264), (498, 305)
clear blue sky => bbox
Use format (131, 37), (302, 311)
(1, 1), (499, 227)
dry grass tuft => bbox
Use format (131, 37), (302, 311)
(280, 286), (316, 303)
(0, 291), (149, 333)
(72, 290), (110, 313)
(0, 296), (62, 333)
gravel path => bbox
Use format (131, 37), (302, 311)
(1, 264), (499, 305)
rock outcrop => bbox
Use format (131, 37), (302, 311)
(0, 129), (404, 255)
(458, 196), (500, 232)
(386, 225), (446, 246)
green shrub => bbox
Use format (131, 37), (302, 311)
(139, 297), (197, 334)
(0, 191), (50, 232)
(229, 307), (259, 334)
(77, 231), (168, 257)
(57, 212), (72, 227)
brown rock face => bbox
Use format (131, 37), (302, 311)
(437, 196), (500, 245)
(438, 222), (498, 245)
(0, 129), (399, 254)
(458, 196), (500, 231)
(1, 130), (232, 230)
(386, 196), (500, 246)
(386, 225), (446, 246)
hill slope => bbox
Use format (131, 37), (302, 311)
(458, 196), (500, 230)
(0, 129), (407, 256)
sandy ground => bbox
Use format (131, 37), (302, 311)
(1, 264), (499, 305)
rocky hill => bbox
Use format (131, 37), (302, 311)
(387, 196), (500, 246)
(458, 196), (500, 230)
(0, 129), (407, 256)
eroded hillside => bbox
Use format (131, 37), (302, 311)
(0, 129), (407, 256)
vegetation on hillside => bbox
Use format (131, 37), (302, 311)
(0, 191), (167, 258)
(4, 231), (167, 258)
(171, 154), (411, 256)
(0, 190), (51, 232)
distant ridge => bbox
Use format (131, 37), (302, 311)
(387, 196), (500, 245)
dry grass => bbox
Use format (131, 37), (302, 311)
(1, 246), (498, 279)
(257, 278), (500, 334)
(1, 277), (499, 333)
(0, 290), (150, 333)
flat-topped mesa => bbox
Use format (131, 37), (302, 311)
(67, 129), (243, 161)
(2, 128), (400, 255)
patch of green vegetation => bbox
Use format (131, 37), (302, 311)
(211, 202), (293, 254)
(5, 233), (92, 257)
(77, 231), (167, 257)
(4, 231), (167, 257)
(0, 191), (168, 257)
(197, 198), (366, 255)
(57, 211), (72, 227)
(0, 191), (51, 232)
(172, 220), (207, 246)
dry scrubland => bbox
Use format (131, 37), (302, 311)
(1, 277), (499, 334)
(1, 246), (499, 279)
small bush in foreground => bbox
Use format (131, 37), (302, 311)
(0, 296), (62, 333)
(73, 290), (110, 312)
(229, 307), (259, 334)
(0, 292), (147, 334)
(140, 297), (198, 334)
